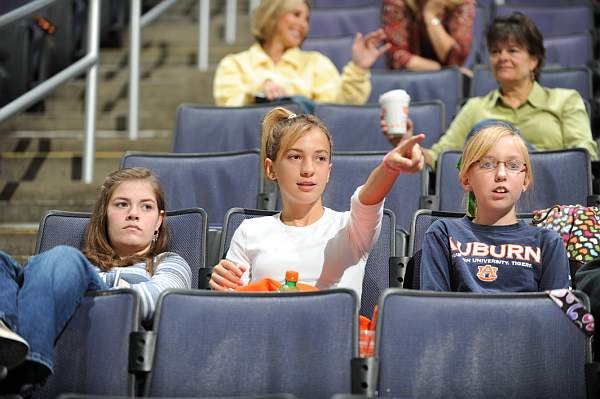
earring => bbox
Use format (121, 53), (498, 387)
(152, 230), (158, 243)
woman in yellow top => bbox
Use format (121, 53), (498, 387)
(213, 0), (389, 107)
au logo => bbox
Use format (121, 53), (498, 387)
(477, 265), (498, 282)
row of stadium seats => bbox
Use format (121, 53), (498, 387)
(173, 66), (596, 156)
(34, 285), (593, 398)
(118, 147), (596, 232)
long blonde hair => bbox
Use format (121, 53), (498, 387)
(251, 0), (310, 45)
(260, 107), (332, 169)
(83, 167), (169, 274)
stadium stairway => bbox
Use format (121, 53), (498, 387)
(0, 0), (253, 262)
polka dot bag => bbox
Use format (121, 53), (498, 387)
(532, 204), (600, 263)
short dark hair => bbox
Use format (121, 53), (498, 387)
(486, 11), (545, 81)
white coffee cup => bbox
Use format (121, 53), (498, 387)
(379, 89), (411, 136)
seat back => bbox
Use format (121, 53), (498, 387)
(360, 208), (395, 317)
(146, 289), (357, 398)
(219, 207), (396, 318)
(495, 4), (593, 37)
(311, 0), (380, 7)
(501, 0), (591, 4)
(121, 151), (263, 226)
(302, 36), (353, 71)
(314, 101), (445, 151)
(376, 289), (591, 398)
(544, 33), (593, 67)
(480, 31), (593, 68)
(35, 208), (208, 288)
(435, 149), (592, 213)
(172, 103), (302, 153)
(58, 395), (298, 399)
(463, 5), (490, 69)
(471, 65), (592, 99)
(369, 68), (463, 126)
(307, 5), (380, 38)
(323, 152), (429, 232)
(33, 290), (140, 398)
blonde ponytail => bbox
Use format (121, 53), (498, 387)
(261, 107), (296, 167)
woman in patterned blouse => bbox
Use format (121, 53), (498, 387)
(382, 0), (475, 72)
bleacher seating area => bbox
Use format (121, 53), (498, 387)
(2, 0), (600, 397)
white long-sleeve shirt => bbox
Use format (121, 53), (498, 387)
(226, 187), (383, 298)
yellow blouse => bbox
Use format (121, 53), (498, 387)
(213, 43), (371, 106)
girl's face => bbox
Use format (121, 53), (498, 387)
(489, 40), (538, 86)
(265, 127), (332, 209)
(272, 2), (309, 49)
(106, 180), (164, 258)
(461, 136), (530, 224)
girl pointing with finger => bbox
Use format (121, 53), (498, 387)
(209, 107), (424, 297)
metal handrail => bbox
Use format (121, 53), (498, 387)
(0, 0), (100, 184)
(128, 0), (210, 140)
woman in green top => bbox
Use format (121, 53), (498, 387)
(382, 11), (598, 167)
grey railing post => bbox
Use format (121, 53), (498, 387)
(198, 0), (209, 70)
(83, 0), (101, 183)
(128, 0), (141, 141)
(225, 0), (236, 44)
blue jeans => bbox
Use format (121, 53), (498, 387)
(0, 245), (107, 373)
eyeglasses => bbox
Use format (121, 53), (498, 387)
(476, 158), (526, 173)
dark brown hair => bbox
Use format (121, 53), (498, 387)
(83, 167), (169, 274)
(486, 11), (545, 81)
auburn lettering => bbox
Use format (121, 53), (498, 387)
(449, 237), (541, 264)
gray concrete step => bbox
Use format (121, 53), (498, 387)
(0, 223), (39, 258)
(0, 108), (179, 131)
(0, 131), (171, 152)
(0, 151), (123, 181)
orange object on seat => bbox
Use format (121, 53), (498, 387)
(235, 278), (319, 292)
(236, 278), (374, 332)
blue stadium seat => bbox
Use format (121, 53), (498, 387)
(369, 68), (463, 126)
(495, 4), (593, 37)
(481, 32), (593, 68)
(307, 5), (380, 38)
(58, 394), (298, 399)
(544, 33), (594, 67)
(302, 36), (354, 72)
(144, 289), (357, 397)
(313, 100), (445, 151)
(33, 290), (140, 398)
(219, 207), (397, 318)
(35, 208), (208, 289)
(322, 152), (430, 232)
(501, 0), (591, 4)
(470, 65), (593, 100)
(463, 5), (489, 69)
(120, 151), (266, 226)
(434, 148), (593, 214)
(311, 0), (381, 7)
(376, 289), (592, 398)
(172, 103), (302, 153)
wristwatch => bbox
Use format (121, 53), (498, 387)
(429, 16), (441, 26)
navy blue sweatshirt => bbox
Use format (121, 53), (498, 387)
(420, 216), (570, 292)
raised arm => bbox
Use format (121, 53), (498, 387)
(359, 134), (425, 205)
